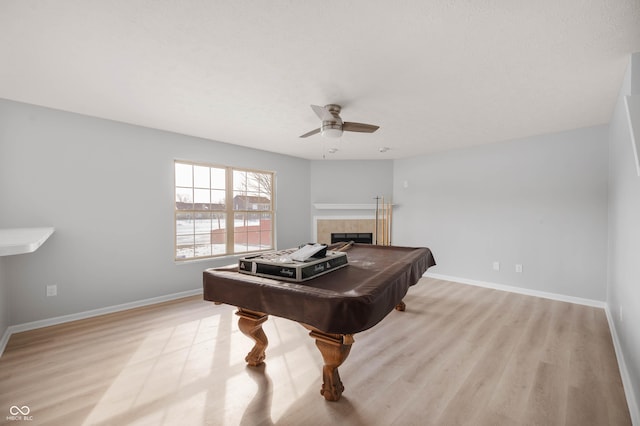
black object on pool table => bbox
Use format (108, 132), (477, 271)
(238, 243), (348, 282)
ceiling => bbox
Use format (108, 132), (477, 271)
(1, 1), (639, 160)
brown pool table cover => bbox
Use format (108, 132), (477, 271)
(203, 244), (436, 334)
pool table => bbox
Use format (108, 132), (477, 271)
(203, 243), (436, 401)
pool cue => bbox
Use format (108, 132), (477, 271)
(374, 195), (379, 245)
(381, 196), (385, 245)
(335, 241), (354, 252)
(388, 202), (392, 245)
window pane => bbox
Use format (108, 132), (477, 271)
(195, 233), (210, 245)
(233, 170), (247, 192)
(194, 188), (210, 208)
(212, 243), (226, 255)
(253, 192), (271, 211)
(234, 212), (246, 226)
(259, 239), (271, 250)
(233, 212), (272, 253)
(175, 163), (192, 187)
(258, 213), (273, 249)
(194, 212), (211, 233)
(176, 248), (194, 260)
(247, 212), (261, 224)
(211, 168), (225, 189)
(176, 187), (193, 210)
(233, 192), (271, 211)
(194, 244), (212, 257)
(176, 231), (195, 259)
(211, 213), (226, 230)
(234, 242), (249, 253)
(211, 213), (227, 245)
(176, 234), (195, 246)
(260, 213), (272, 230)
(233, 192), (245, 210)
(256, 193), (271, 210)
(176, 212), (194, 236)
(194, 165), (210, 188)
(234, 212), (247, 252)
(251, 172), (272, 195)
(211, 190), (225, 210)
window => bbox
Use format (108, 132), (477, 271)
(174, 161), (274, 261)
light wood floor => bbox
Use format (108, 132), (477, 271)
(0, 278), (631, 425)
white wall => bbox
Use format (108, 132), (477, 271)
(607, 53), (640, 420)
(309, 159), (393, 220)
(0, 99), (310, 325)
(393, 126), (609, 301)
(310, 160), (393, 205)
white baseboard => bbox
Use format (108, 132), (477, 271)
(0, 288), (203, 357)
(605, 305), (640, 426)
(424, 272), (606, 308)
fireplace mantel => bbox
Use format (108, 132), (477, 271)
(314, 203), (376, 210)
(313, 203), (396, 210)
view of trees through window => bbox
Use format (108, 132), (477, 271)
(174, 161), (274, 260)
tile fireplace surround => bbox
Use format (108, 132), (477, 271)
(315, 217), (377, 245)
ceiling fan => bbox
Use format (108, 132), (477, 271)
(299, 104), (380, 138)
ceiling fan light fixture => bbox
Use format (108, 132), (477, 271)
(321, 122), (342, 138)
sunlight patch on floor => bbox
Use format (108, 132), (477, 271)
(80, 306), (327, 425)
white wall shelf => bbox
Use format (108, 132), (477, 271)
(0, 227), (55, 256)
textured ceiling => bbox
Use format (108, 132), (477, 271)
(1, 1), (639, 160)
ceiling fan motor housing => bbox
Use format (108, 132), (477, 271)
(324, 104), (342, 115)
(320, 104), (343, 137)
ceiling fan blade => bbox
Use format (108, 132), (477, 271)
(310, 105), (337, 122)
(299, 128), (321, 138)
(342, 122), (380, 133)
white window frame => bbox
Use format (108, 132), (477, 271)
(174, 160), (275, 261)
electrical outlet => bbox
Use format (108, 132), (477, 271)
(46, 285), (57, 297)
(515, 264), (523, 273)
(493, 261), (500, 271)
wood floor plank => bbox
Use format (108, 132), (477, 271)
(483, 296), (553, 423)
(522, 361), (567, 425)
(0, 278), (631, 425)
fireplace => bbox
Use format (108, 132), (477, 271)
(315, 218), (376, 245)
(331, 232), (373, 244)
(313, 202), (393, 246)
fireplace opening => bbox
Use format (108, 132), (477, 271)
(331, 232), (373, 244)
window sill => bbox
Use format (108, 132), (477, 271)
(174, 251), (269, 265)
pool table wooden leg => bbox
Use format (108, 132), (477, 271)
(236, 308), (269, 366)
(307, 328), (355, 401)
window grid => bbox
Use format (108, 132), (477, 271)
(175, 161), (274, 261)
